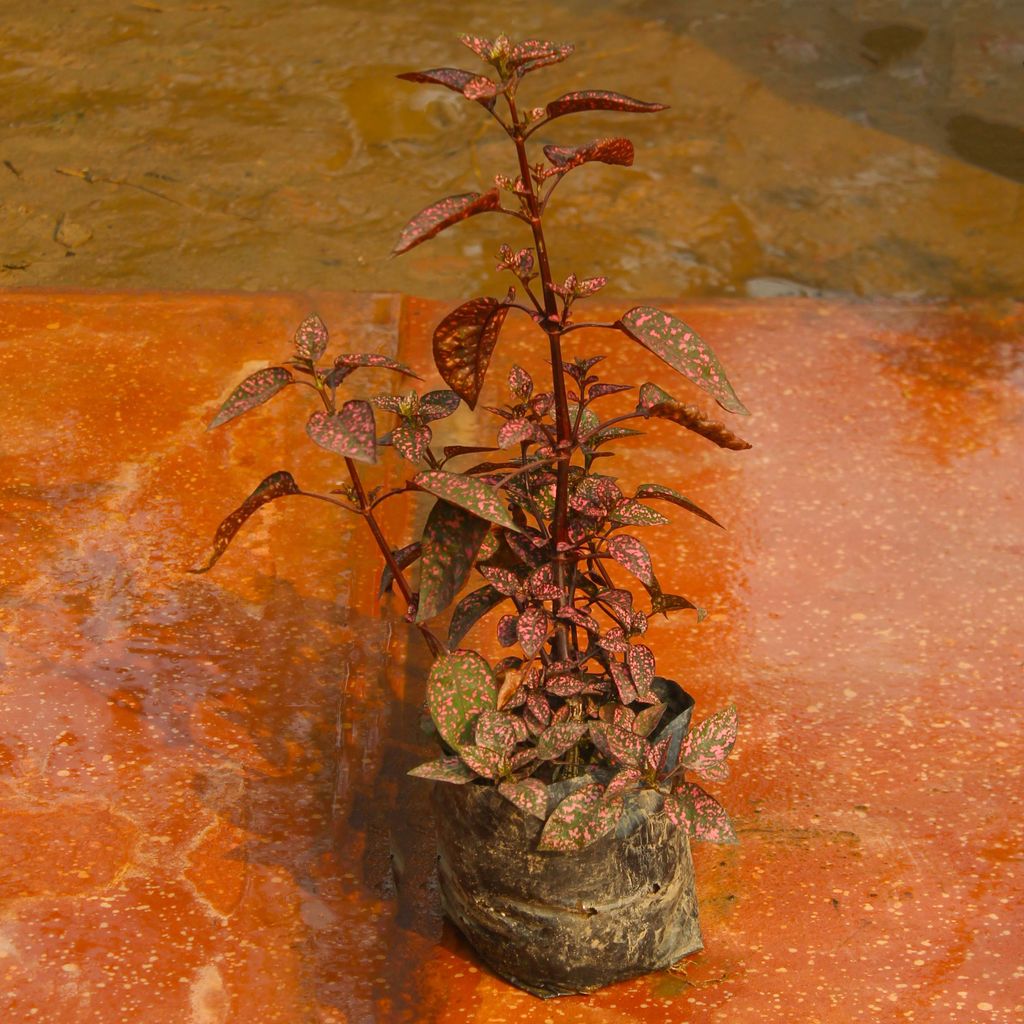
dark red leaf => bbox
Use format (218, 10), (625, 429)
(545, 90), (667, 121)
(507, 39), (574, 73)
(306, 401), (377, 464)
(379, 541), (422, 597)
(638, 383), (752, 450)
(332, 351), (422, 380)
(416, 500), (490, 622)
(448, 584), (507, 648)
(618, 307), (748, 415)
(419, 389), (461, 422)
(633, 483), (724, 529)
(393, 190), (502, 256)
(396, 67), (497, 109)
(208, 366), (292, 429)
(190, 471), (301, 573)
(433, 296), (511, 409)
(542, 137), (634, 176)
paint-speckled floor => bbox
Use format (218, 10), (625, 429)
(0, 291), (1021, 1023)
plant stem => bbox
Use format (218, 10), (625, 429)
(507, 94), (573, 661)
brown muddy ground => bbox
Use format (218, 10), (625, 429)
(2, 0), (1023, 299)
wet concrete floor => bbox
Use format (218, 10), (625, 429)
(1, 290), (1021, 1022)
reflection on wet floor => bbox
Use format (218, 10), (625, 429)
(1, 1), (1022, 298)
(1, 291), (1021, 1022)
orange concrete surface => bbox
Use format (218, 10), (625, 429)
(0, 290), (1021, 1024)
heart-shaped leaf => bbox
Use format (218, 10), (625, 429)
(190, 470), (301, 573)
(393, 189), (502, 255)
(417, 500), (490, 622)
(607, 534), (656, 587)
(545, 90), (667, 122)
(306, 401), (377, 464)
(408, 756), (475, 784)
(448, 584), (507, 648)
(681, 704), (738, 781)
(633, 483), (724, 529)
(294, 314), (328, 362)
(426, 651), (496, 750)
(619, 307), (748, 414)
(638, 383), (751, 450)
(208, 366), (292, 429)
(498, 778), (548, 819)
(538, 783), (620, 851)
(414, 470), (521, 532)
(433, 296), (511, 409)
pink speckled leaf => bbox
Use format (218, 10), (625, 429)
(408, 756), (474, 784)
(634, 702), (666, 738)
(681, 705), (738, 782)
(557, 606), (601, 635)
(496, 613), (519, 648)
(609, 661), (638, 704)
(448, 584), (507, 649)
(462, 75), (498, 101)
(633, 483), (724, 529)
(638, 383), (751, 450)
(332, 351), (422, 381)
(666, 782), (737, 844)
(306, 401), (377, 464)
(416, 500), (490, 623)
(542, 137), (634, 175)
(498, 779), (548, 820)
(426, 651), (497, 750)
(607, 726), (646, 768)
(459, 744), (502, 779)
(508, 364), (533, 400)
(459, 33), (499, 61)
(477, 566), (520, 596)
(293, 313), (329, 361)
(619, 307), (748, 415)
(607, 534), (656, 587)
(508, 39), (574, 73)
(538, 783), (619, 852)
(535, 720), (588, 761)
(545, 90), (667, 122)
(433, 297), (511, 409)
(604, 767), (643, 801)
(396, 67), (497, 110)
(414, 470), (520, 532)
(392, 423), (432, 463)
(419, 389), (461, 422)
(393, 190), (502, 256)
(208, 366), (292, 429)
(475, 710), (520, 756)
(379, 541), (421, 597)
(609, 499), (669, 527)
(626, 643), (656, 697)
(516, 606), (549, 659)
(190, 470), (301, 573)
(497, 417), (534, 448)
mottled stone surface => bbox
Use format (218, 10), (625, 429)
(1, 291), (1021, 1022)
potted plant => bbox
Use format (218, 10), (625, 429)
(194, 33), (749, 998)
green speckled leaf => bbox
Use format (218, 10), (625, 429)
(306, 401), (377, 464)
(208, 366), (292, 429)
(458, 744), (503, 779)
(626, 643), (656, 696)
(426, 651), (497, 750)
(408, 756), (474, 783)
(665, 782), (737, 844)
(417, 500), (490, 623)
(634, 483), (723, 529)
(538, 783), (621, 851)
(294, 313), (328, 361)
(681, 705), (738, 782)
(609, 499), (669, 527)
(498, 778), (548, 820)
(534, 720), (588, 762)
(619, 307), (748, 415)
(190, 471), (301, 574)
(475, 710), (520, 756)
(414, 470), (520, 532)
